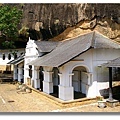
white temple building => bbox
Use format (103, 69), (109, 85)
(10, 31), (120, 101)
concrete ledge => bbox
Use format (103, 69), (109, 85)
(27, 85), (97, 107)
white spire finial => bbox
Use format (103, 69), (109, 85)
(29, 37), (31, 41)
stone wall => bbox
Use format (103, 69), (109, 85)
(0, 65), (13, 73)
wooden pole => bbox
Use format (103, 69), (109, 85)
(108, 67), (113, 101)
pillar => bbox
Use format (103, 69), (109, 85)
(31, 66), (35, 87)
(83, 72), (94, 98)
(24, 65), (30, 84)
(43, 71), (53, 94)
(58, 72), (74, 101)
(33, 66), (40, 89)
(108, 67), (113, 101)
(13, 65), (18, 80)
(106, 67), (119, 107)
(18, 65), (23, 82)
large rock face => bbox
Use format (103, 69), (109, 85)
(8, 3), (120, 42)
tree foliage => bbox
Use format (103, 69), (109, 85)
(0, 5), (22, 48)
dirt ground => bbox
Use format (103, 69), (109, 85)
(0, 82), (120, 113)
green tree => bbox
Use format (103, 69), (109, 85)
(0, 5), (22, 48)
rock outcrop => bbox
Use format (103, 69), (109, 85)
(4, 3), (120, 42)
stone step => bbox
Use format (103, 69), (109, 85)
(0, 78), (13, 83)
(26, 85), (97, 108)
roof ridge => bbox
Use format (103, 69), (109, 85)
(61, 31), (94, 43)
(91, 31), (95, 47)
(94, 30), (120, 46)
(110, 57), (120, 62)
(56, 31), (94, 51)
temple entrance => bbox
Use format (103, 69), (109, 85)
(39, 66), (44, 91)
(72, 66), (89, 99)
(50, 67), (59, 98)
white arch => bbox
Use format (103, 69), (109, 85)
(71, 63), (91, 98)
(70, 63), (90, 73)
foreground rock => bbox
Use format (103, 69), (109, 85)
(16, 82), (32, 94)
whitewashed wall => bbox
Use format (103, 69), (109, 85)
(59, 49), (93, 99)
(60, 48), (120, 98)
(0, 48), (25, 65)
(92, 48), (120, 96)
(0, 48), (25, 71)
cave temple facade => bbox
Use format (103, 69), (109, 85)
(10, 31), (120, 101)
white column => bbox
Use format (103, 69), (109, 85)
(82, 72), (95, 98)
(31, 66), (35, 87)
(87, 73), (92, 85)
(18, 65), (23, 82)
(69, 73), (74, 87)
(34, 66), (40, 89)
(43, 71), (53, 94)
(36, 67), (40, 89)
(24, 65), (30, 84)
(58, 72), (74, 101)
(13, 65), (18, 80)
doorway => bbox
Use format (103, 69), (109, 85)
(50, 67), (59, 98)
(72, 66), (89, 99)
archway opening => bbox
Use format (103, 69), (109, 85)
(72, 66), (89, 99)
(39, 66), (44, 91)
(29, 65), (32, 78)
(50, 67), (60, 98)
(21, 64), (24, 83)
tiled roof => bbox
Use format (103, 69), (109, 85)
(35, 41), (59, 52)
(28, 31), (120, 67)
(102, 57), (120, 67)
(92, 32), (120, 49)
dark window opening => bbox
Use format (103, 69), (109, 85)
(29, 65), (32, 78)
(17, 65), (18, 73)
(2, 53), (5, 60)
(8, 53), (11, 60)
(14, 53), (17, 59)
